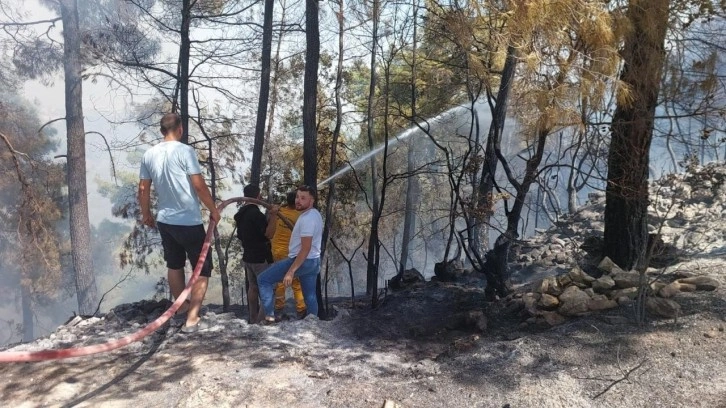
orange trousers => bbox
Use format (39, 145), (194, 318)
(274, 277), (306, 313)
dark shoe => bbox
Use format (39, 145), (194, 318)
(181, 319), (212, 333)
(171, 312), (187, 327)
(297, 310), (308, 319)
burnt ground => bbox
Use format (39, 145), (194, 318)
(1, 256), (725, 408)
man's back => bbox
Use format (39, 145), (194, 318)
(140, 141), (202, 225)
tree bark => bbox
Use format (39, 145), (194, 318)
(303, 0), (322, 316)
(250, 0), (274, 185)
(302, 0), (319, 188)
(365, 0), (380, 296)
(604, 0), (669, 270)
(60, 0), (99, 315)
(179, 0), (191, 144)
(399, 1), (418, 276)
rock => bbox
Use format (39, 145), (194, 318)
(588, 296), (619, 311)
(617, 296), (633, 306)
(646, 298), (681, 318)
(597, 257), (621, 274)
(554, 253), (568, 264)
(542, 311), (566, 326)
(592, 275), (616, 293)
(465, 310), (488, 333)
(433, 259), (465, 282)
(569, 267), (596, 285)
(610, 287), (639, 300)
(612, 271), (643, 289)
(388, 268), (425, 290)
(537, 276), (561, 296)
(522, 293), (541, 315)
(538, 294), (560, 309)
(677, 276), (720, 291)
(558, 286), (591, 316)
(678, 283), (697, 292)
(557, 274), (573, 287)
(658, 282), (681, 298)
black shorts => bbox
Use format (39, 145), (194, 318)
(157, 222), (213, 277)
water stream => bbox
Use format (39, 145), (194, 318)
(317, 105), (466, 189)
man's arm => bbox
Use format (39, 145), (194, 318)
(138, 179), (155, 227)
(190, 174), (221, 223)
(283, 236), (312, 287)
(264, 206), (279, 239)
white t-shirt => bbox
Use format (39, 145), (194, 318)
(139, 141), (203, 225)
(288, 208), (323, 259)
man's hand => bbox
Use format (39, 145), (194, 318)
(283, 271), (295, 287)
(141, 212), (156, 228)
(268, 205), (279, 216)
(210, 209), (221, 224)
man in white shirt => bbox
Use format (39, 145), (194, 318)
(257, 185), (322, 324)
(138, 113), (221, 333)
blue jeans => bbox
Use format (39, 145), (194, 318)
(258, 257), (320, 318)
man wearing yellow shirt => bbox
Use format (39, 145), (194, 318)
(267, 191), (307, 318)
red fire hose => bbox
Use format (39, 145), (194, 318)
(0, 197), (290, 363)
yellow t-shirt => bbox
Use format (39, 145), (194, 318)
(270, 206), (302, 261)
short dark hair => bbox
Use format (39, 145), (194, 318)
(243, 184), (260, 198)
(296, 185), (317, 201)
(285, 191), (296, 207)
(160, 113), (182, 136)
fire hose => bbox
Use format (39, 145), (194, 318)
(0, 196), (292, 363)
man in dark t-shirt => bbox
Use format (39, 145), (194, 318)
(234, 184), (276, 324)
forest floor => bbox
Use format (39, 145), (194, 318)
(1, 254), (725, 408)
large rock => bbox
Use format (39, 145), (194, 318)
(646, 298), (681, 318)
(658, 282), (681, 298)
(538, 294), (560, 309)
(388, 268), (425, 290)
(537, 276), (562, 296)
(612, 271), (643, 289)
(610, 287), (639, 300)
(677, 276), (720, 291)
(558, 286), (591, 316)
(591, 275), (616, 293)
(597, 256), (623, 274)
(569, 267), (596, 285)
(588, 295), (619, 311)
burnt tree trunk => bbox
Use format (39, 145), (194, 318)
(179, 0), (191, 144)
(604, 0), (669, 270)
(250, 0), (274, 185)
(60, 0), (99, 315)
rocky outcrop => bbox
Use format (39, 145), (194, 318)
(510, 257), (720, 327)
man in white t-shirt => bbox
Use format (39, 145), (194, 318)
(257, 185), (322, 324)
(138, 113), (221, 333)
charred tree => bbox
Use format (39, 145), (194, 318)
(60, 0), (99, 315)
(604, 0), (669, 270)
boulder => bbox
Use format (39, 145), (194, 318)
(610, 287), (639, 300)
(646, 298), (681, 318)
(388, 268), (425, 290)
(588, 296), (619, 311)
(558, 286), (591, 316)
(612, 271), (643, 289)
(677, 276), (720, 291)
(597, 256), (622, 274)
(538, 294), (560, 309)
(658, 282), (681, 298)
(537, 276), (562, 296)
(592, 275), (616, 293)
(569, 267), (596, 285)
